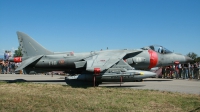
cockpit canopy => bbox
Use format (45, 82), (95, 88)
(141, 45), (172, 54)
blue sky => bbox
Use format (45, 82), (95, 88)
(0, 0), (200, 57)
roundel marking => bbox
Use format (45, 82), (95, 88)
(59, 60), (65, 64)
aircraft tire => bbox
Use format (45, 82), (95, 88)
(136, 79), (143, 82)
(95, 82), (102, 86)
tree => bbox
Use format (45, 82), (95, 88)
(186, 52), (197, 60)
(14, 47), (23, 57)
(195, 57), (200, 62)
(186, 52), (200, 62)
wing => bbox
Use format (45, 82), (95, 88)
(85, 50), (142, 72)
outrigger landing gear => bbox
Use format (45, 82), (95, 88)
(93, 68), (101, 87)
(93, 75), (96, 87)
(93, 75), (102, 87)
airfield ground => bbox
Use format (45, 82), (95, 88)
(0, 74), (199, 94)
(0, 74), (200, 112)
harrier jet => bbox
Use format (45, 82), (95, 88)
(9, 32), (193, 85)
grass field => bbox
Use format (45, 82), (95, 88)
(0, 81), (200, 112)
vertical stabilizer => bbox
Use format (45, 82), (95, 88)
(17, 31), (53, 57)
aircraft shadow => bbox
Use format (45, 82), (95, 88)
(1, 79), (66, 83)
(64, 79), (102, 88)
(1, 79), (151, 88)
(1, 79), (100, 88)
(103, 85), (145, 88)
(100, 82), (145, 87)
(143, 79), (173, 82)
(64, 79), (146, 88)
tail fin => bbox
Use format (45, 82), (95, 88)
(17, 31), (53, 57)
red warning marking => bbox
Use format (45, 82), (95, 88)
(174, 61), (179, 64)
(94, 68), (101, 75)
(148, 50), (158, 69)
(14, 57), (22, 63)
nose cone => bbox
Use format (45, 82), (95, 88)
(184, 56), (193, 63)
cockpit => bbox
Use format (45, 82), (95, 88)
(141, 45), (172, 54)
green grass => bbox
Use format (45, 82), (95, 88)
(0, 82), (199, 112)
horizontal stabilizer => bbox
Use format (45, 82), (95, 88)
(15, 55), (43, 71)
(74, 61), (86, 68)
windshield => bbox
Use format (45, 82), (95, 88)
(141, 45), (172, 54)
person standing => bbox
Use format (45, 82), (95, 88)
(193, 63), (198, 79)
(0, 60), (2, 74)
(4, 61), (8, 74)
(1, 60), (5, 74)
(4, 51), (7, 60)
(188, 63), (191, 79)
(178, 64), (182, 78)
(162, 66), (166, 78)
(181, 64), (185, 78)
(169, 65), (173, 79)
(10, 62), (15, 74)
(184, 63), (189, 80)
(175, 64), (179, 79)
(6, 51), (9, 60)
(198, 62), (200, 80)
(190, 64), (194, 79)
(166, 66), (170, 78)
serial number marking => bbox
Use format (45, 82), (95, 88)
(49, 61), (57, 66)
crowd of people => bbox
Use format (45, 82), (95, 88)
(160, 62), (200, 80)
(0, 60), (17, 74)
(0, 50), (20, 74)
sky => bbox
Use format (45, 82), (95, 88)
(0, 0), (200, 57)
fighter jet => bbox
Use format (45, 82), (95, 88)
(9, 31), (193, 85)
